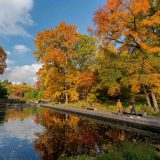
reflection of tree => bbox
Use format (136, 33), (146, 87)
(0, 109), (6, 125)
(6, 108), (29, 120)
(5, 107), (44, 121)
(34, 110), (100, 160)
(0, 107), (44, 125)
(35, 109), (145, 160)
(34, 110), (66, 160)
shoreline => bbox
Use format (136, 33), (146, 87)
(41, 103), (160, 138)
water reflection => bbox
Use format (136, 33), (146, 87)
(0, 106), (159, 160)
(0, 106), (44, 160)
(0, 107), (6, 126)
(34, 109), (159, 160)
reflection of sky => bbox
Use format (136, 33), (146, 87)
(0, 117), (44, 160)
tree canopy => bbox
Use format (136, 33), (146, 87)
(33, 0), (160, 110)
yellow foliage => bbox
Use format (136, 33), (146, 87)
(68, 89), (79, 102)
(51, 91), (62, 101)
(108, 85), (121, 96)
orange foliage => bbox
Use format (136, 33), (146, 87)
(94, 0), (160, 53)
(34, 22), (79, 62)
(77, 71), (96, 87)
(34, 22), (80, 103)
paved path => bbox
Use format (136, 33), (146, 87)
(41, 104), (160, 137)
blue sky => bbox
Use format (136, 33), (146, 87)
(0, 0), (106, 84)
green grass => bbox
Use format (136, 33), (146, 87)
(59, 143), (160, 160)
(119, 142), (160, 160)
(60, 155), (95, 160)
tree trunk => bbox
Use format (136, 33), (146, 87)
(142, 85), (152, 107)
(65, 90), (68, 104)
(64, 77), (68, 104)
(146, 94), (152, 108)
(151, 91), (159, 111)
(64, 58), (68, 104)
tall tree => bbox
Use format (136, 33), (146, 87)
(93, 0), (160, 110)
(75, 34), (96, 71)
(75, 34), (97, 100)
(34, 22), (79, 103)
(94, 0), (160, 53)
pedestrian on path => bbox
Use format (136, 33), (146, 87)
(129, 98), (136, 118)
(130, 104), (136, 116)
(117, 99), (123, 115)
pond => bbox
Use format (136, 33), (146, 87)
(0, 106), (159, 160)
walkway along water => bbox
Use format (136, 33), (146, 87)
(40, 104), (160, 139)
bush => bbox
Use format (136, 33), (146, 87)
(87, 93), (97, 104)
(0, 84), (8, 98)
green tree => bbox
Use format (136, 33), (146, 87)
(75, 34), (96, 71)
(0, 83), (8, 98)
(75, 34), (97, 100)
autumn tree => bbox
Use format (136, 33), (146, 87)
(34, 22), (80, 104)
(0, 47), (7, 98)
(94, 0), (160, 53)
(97, 46), (160, 107)
(120, 52), (160, 109)
(0, 46), (7, 74)
(7, 84), (33, 97)
(93, 0), (160, 110)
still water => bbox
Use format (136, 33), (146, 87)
(0, 106), (159, 160)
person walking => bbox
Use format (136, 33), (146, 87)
(129, 98), (136, 118)
(117, 99), (123, 115)
(130, 104), (136, 115)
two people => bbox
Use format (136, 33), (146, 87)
(116, 99), (136, 116)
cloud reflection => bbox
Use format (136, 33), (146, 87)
(0, 118), (44, 145)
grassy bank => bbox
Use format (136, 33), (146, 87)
(56, 101), (160, 117)
(60, 142), (160, 160)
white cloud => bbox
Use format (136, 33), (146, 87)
(13, 45), (30, 55)
(0, 63), (42, 85)
(0, 0), (34, 37)
(6, 51), (11, 56)
(6, 59), (15, 66)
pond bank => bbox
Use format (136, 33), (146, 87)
(41, 103), (160, 138)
